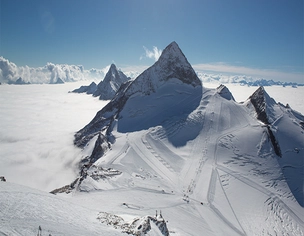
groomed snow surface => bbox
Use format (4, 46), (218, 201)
(0, 82), (303, 235)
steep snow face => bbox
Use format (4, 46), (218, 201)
(117, 81), (202, 133)
(93, 64), (129, 100)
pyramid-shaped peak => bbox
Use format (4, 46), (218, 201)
(163, 41), (180, 52)
(92, 63), (129, 99)
(109, 63), (117, 71)
(216, 84), (235, 101)
(158, 41), (188, 64)
(144, 41), (201, 87)
(252, 86), (265, 96)
(250, 86), (276, 106)
(249, 86), (277, 124)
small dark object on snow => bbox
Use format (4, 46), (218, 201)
(0, 176), (6, 182)
(37, 225), (42, 236)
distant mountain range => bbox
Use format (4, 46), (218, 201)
(0, 56), (303, 87)
(198, 73), (304, 87)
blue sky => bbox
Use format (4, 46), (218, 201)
(0, 0), (303, 82)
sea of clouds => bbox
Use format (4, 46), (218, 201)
(0, 82), (108, 191)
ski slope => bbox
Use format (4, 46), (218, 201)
(72, 85), (303, 235)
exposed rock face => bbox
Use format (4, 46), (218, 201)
(216, 84), (235, 101)
(93, 64), (130, 100)
(71, 82), (97, 94)
(249, 86), (276, 124)
(249, 86), (282, 157)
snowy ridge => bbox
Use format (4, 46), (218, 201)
(65, 42), (304, 235)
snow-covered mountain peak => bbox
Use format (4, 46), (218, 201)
(106, 64), (120, 80)
(74, 42), (202, 148)
(109, 63), (117, 71)
(92, 63), (129, 100)
(125, 42), (201, 97)
(157, 41), (186, 64)
(155, 41), (201, 87)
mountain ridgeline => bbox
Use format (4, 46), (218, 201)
(71, 63), (130, 100)
(74, 41), (202, 148)
(69, 42), (304, 208)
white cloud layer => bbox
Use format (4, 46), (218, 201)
(0, 82), (108, 191)
(193, 63), (303, 83)
(140, 46), (162, 61)
(1, 56), (302, 85)
(0, 56), (108, 84)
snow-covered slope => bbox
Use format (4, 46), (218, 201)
(54, 42), (304, 235)
(93, 63), (130, 100)
(0, 181), (123, 236)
